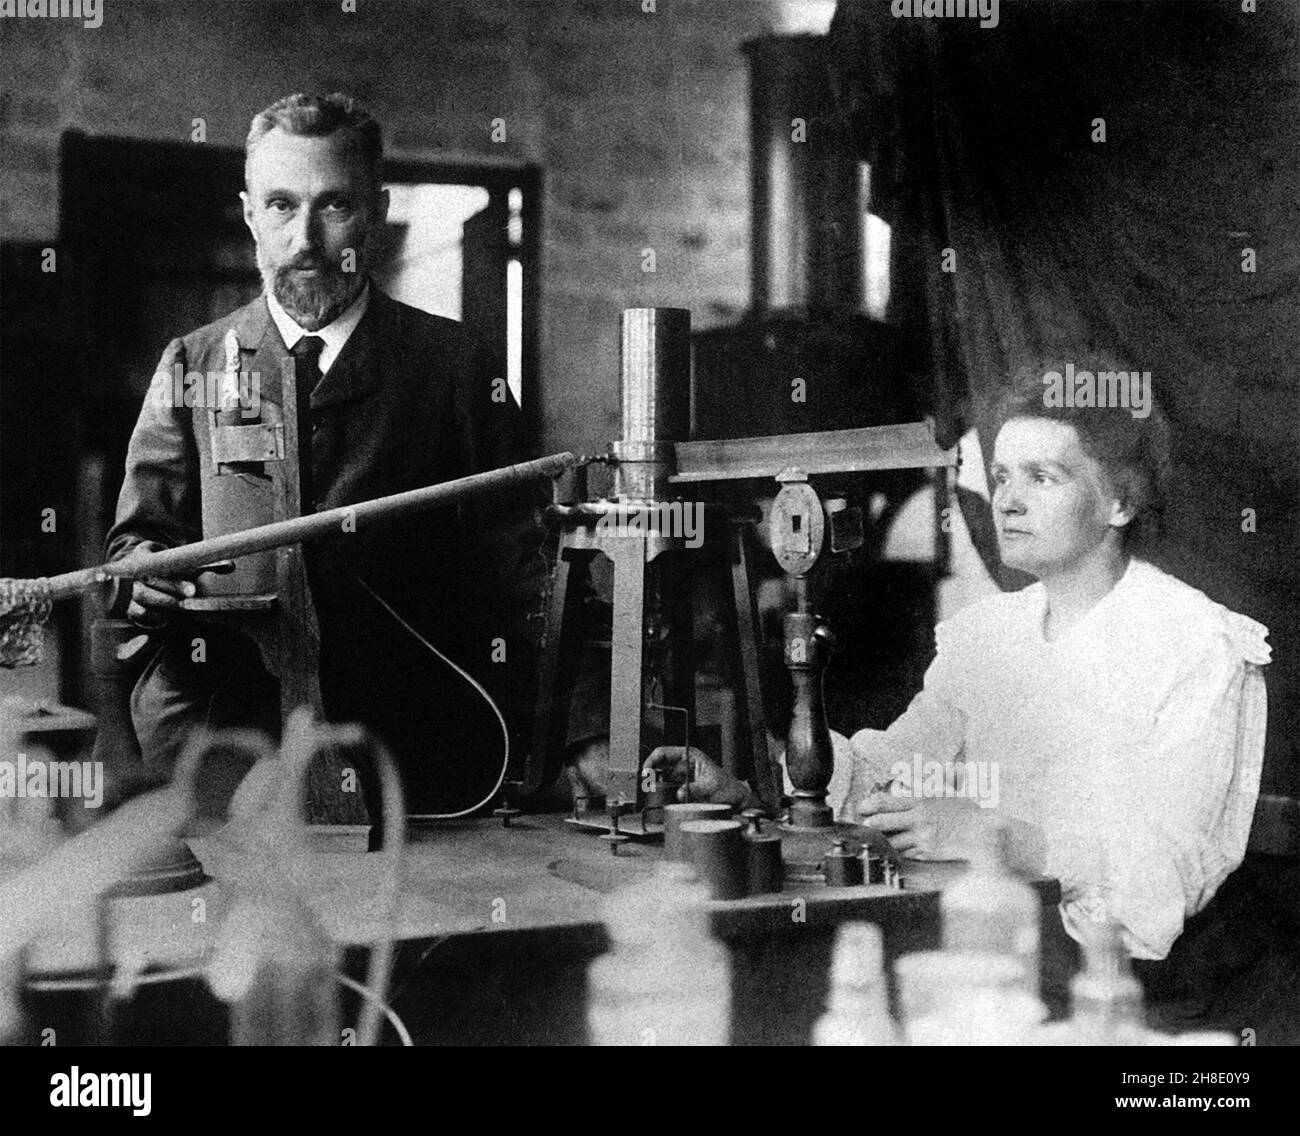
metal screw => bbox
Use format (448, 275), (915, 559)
(601, 800), (631, 856)
(492, 781), (523, 829)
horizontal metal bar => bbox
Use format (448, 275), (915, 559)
(42, 452), (580, 601)
(670, 422), (956, 483)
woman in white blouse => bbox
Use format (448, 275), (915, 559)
(645, 356), (1270, 961)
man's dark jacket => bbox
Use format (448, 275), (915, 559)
(106, 286), (557, 813)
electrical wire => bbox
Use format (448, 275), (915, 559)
(336, 972), (413, 1046)
(276, 709), (406, 1048)
(356, 576), (511, 820)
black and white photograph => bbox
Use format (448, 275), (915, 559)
(0, 0), (1296, 1092)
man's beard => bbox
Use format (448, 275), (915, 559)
(259, 250), (361, 331)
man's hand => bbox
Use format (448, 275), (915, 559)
(643, 745), (751, 808)
(858, 793), (988, 859)
(565, 738), (610, 802)
(564, 740), (752, 808)
(124, 540), (197, 628)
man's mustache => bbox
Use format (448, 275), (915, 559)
(281, 256), (339, 273)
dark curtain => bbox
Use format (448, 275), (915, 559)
(829, 0), (1300, 796)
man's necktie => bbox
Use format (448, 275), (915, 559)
(290, 336), (325, 511)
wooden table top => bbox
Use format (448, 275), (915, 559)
(20, 812), (974, 975)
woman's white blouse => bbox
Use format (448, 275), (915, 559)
(836, 558), (1271, 960)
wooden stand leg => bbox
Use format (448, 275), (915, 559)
(654, 553), (697, 726)
(526, 517), (776, 818)
(523, 535), (591, 797)
(606, 540), (646, 805)
(728, 522), (780, 811)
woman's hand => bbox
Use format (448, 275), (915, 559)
(643, 745), (751, 808)
(858, 792), (988, 859)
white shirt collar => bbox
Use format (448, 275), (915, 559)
(266, 281), (371, 376)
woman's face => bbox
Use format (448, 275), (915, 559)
(990, 417), (1131, 577)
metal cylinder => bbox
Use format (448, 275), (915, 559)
(861, 847), (887, 885)
(611, 307), (691, 501)
(681, 818), (747, 901)
(746, 831), (784, 895)
(744, 35), (863, 314)
(663, 802), (733, 861)
(824, 839), (864, 887)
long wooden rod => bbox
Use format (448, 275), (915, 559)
(38, 452), (579, 601)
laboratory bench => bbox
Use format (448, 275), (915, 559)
(18, 811), (1077, 1045)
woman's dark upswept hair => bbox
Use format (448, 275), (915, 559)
(988, 351), (1174, 551)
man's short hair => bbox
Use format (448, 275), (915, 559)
(245, 92), (384, 188)
(989, 350), (1174, 550)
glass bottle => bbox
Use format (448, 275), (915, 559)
(813, 921), (898, 1046)
(1070, 919), (1146, 1046)
(940, 824), (1040, 995)
(588, 863), (730, 1046)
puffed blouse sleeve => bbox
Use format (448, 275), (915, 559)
(1048, 611), (1270, 960)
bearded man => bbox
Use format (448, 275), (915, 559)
(105, 93), (599, 820)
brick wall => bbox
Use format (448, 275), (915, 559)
(0, 0), (800, 452)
